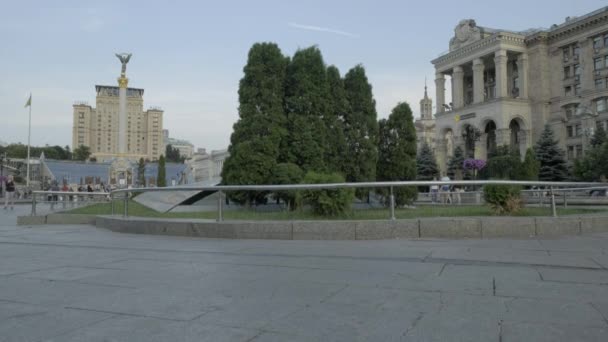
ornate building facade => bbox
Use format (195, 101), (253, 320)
(72, 85), (164, 162)
(428, 7), (608, 174)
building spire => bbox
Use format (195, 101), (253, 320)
(424, 77), (428, 98)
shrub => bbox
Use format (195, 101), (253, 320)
(483, 184), (523, 215)
(301, 172), (354, 216)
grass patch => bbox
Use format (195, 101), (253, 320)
(65, 200), (607, 220)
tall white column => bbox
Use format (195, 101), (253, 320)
(516, 53), (529, 99)
(494, 50), (508, 98)
(452, 66), (464, 109)
(118, 77), (128, 155)
(473, 58), (485, 104)
(435, 72), (446, 113)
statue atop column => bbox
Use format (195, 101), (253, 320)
(115, 53), (132, 77)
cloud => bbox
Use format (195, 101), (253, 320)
(288, 22), (359, 38)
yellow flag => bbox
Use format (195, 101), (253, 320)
(24, 94), (31, 108)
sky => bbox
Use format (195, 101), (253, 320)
(1, 0), (607, 151)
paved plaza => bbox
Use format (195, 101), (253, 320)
(1, 206), (608, 341)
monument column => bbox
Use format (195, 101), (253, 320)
(473, 58), (485, 104)
(516, 53), (529, 99)
(118, 76), (128, 155)
(435, 72), (446, 113)
(494, 50), (508, 98)
(452, 66), (464, 109)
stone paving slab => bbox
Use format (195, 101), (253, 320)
(1, 209), (608, 341)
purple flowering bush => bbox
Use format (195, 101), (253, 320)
(462, 159), (486, 172)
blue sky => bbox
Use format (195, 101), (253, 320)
(1, 0), (606, 150)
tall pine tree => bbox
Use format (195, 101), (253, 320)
(325, 65), (348, 174)
(222, 43), (289, 205)
(343, 65), (379, 190)
(157, 155), (166, 187)
(377, 102), (418, 205)
(535, 125), (568, 181)
(416, 143), (439, 180)
(447, 146), (465, 179)
(282, 46), (329, 172)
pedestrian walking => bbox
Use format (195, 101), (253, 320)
(3, 175), (15, 210)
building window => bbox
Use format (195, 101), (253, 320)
(574, 45), (581, 56)
(565, 105), (578, 119)
(79, 112), (85, 119)
(596, 98), (608, 113)
(564, 66), (571, 78)
(574, 84), (581, 96)
(594, 36), (602, 49)
(574, 64), (581, 75)
(567, 146), (574, 160)
(565, 86), (572, 96)
(596, 78), (605, 89)
(595, 58), (604, 70)
(567, 126), (574, 137)
(575, 124), (582, 137)
(605, 56), (608, 68)
(605, 34), (608, 47)
(563, 48), (570, 61)
(576, 145), (583, 158)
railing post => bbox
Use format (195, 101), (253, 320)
(217, 190), (223, 222)
(111, 192), (115, 216)
(550, 186), (557, 217)
(389, 186), (395, 221)
(563, 190), (567, 209)
(31, 193), (36, 216)
(123, 192), (128, 218)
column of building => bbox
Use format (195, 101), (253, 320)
(452, 66), (465, 109)
(516, 53), (528, 99)
(435, 73), (445, 113)
(473, 58), (485, 103)
(495, 50), (508, 98)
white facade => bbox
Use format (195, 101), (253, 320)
(185, 148), (229, 183)
(425, 8), (608, 174)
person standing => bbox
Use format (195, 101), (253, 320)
(4, 175), (15, 210)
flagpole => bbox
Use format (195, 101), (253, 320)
(26, 93), (31, 187)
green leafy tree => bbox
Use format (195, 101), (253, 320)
(324, 65), (348, 173)
(343, 65), (379, 198)
(165, 144), (183, 163)
(222, 42), (289, 205)
(282, 46), (329, 172)
(520, 148), (540, 181)
(301, 172), (354, 216)
(447, 146), (466, 179)
(486, 145), (522, 179)
(137, 158), (146, 187)
(535, 125), (568, 181)
(73, 145), (91, 161)
(269, 163), (304, 210)
(591, 124), (607, 147)
(376, 102), (418, 205)
(416, 143), (439, 180)
(157, 155), (166, 187)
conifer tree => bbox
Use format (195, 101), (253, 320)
(447, 146), (465, 179)
(325, 65), (348, 174)
(157, 155), (166, 187)
(535, 125), (568, 181)
(591, 124), (607, 147)
(416, 143), (439, 181)
(343, 65), (379, 192)
(137, 158), (146, 187)
(376, 102), (418, 205)
(282, 46), (329, 172)
(221, 43), (289, 205)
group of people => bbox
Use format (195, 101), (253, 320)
(430, 176), (465, 205)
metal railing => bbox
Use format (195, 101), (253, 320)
(107, 180), (607, 221)
(31, 191), (110, 216)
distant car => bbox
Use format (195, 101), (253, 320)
(589, 189), (607, 197)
